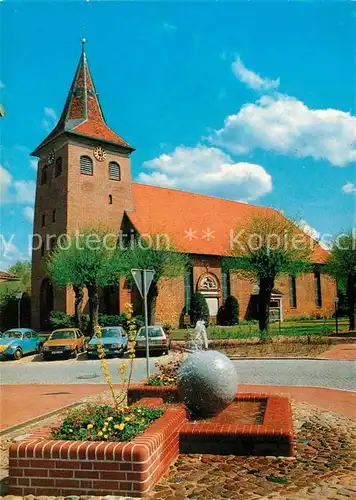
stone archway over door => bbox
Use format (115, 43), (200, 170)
(40, 279), (53, 330)
(197, 272), (221, 318)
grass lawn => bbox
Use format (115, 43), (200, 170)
(170, 319), (349, 341)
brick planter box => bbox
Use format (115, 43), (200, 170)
(128, 386), (294, 457)
(9, 406), (186, 498)
(180, 394), (294, 456)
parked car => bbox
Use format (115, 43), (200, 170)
(0, 328), (42, 360)
(42, 328), (85, 360)
(135, 325), (170, 356)
(87, 326), (128, 358)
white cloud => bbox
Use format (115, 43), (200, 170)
(342, 182), (356, 194)
(232, 56), (280, 92)
(0, 80), (4, 89)
(42, 107), (58, 132)
(0, 236), (25, 269)
(0, 166), (35, 205)
(298, 218), (321, 241)
(30, 159), (38, 171)
(23, 206), (34, 222)
(44, 107), (57, 121)
(14, 180), (36, 203)
(139, 145), (272, 202)
(163, 22), (176, 33)
(0, 166), (12, 204)
(298, 219), (330, 250)
(210, 94), (356, 167)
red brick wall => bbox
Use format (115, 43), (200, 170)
(156, 277), (185, 326)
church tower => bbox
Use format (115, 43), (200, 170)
(31, 40), (135, 329)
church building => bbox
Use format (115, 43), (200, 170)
(31, 42), (336, 330)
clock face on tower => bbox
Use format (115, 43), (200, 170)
(93, 146), (106, 162)
(47, 151), (55, 165)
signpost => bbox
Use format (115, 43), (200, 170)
(333, 297), (339, 335)
(131, 269), (155, 380)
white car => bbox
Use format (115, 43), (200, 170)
(135, 325), (170, 356)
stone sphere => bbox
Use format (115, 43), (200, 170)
(177, 350), (238, 417)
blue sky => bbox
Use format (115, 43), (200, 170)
(0, 0), (355, 268)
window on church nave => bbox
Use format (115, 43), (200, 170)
(80, 155), (93, 176)
(108, 161), (121, 181)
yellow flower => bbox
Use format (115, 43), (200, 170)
(118, 423), (125, 431)
(104, 434), (108, 439)
(97, 431), (103, 437)
(87, 423), (93, 430)
(124, 416), (131, 421)
(107, 416), (113, 421)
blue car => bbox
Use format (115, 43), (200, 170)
(0, 328), (42, 360)
(87, 326), (128, 358)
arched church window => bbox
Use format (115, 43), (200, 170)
(55, 157), (62, 177)
(108, 161), (121, 181)
(80, 155), (93, 176)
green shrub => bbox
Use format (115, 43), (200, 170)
(50, 311), (74, 329)
(190, 292), (209, 325)
(98, 313), (129, 327)
(223, 296), (239, 325)
(216, 306), (226, 325)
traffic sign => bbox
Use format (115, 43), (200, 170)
(131, 269), (155, 298)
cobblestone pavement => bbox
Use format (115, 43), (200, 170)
(1, 401), (356, 499)
(153, 401), (356, 499)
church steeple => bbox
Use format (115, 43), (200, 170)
(32, 39), (133, 155)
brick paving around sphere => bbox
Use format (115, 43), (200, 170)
(152, 401), (356, 499)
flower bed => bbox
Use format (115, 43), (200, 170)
(52, 404), (163, 442)
(8, 405), (186, 498)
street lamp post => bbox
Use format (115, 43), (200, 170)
(15, 292), (23, 328)
(333, 297), (339, 335)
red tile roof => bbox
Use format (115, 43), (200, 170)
(32, 43), (133, 154)
(127, 183), (328, 264)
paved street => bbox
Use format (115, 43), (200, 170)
(0, 355), (159, 385)
(234, 359), (356, 391)
(1, 356), (355, 390)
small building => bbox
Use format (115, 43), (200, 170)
(30, 42), (336, 330)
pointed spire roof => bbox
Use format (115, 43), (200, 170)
(32, 39), (134, 155)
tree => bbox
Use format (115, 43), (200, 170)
(326, 231), (356, 331)
(8, 260), (31, 294)
(122, 237), (189, 324)
(47, 228), (126, 335)
(190, 292), (210, 325)
(223, 212), (313, 333)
